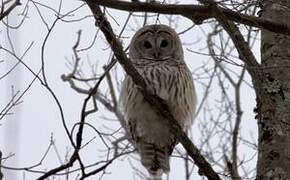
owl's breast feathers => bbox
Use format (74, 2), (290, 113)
(137, 62), (196, 126)
(119, 61), (196, 178)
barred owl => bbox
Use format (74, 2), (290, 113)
(120, 25), (197, 179)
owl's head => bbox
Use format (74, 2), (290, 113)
(129, 25), (184, 63)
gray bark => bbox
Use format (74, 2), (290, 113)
(257, 0), (290, 179)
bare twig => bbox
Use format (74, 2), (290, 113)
(206, 20), (248, 180)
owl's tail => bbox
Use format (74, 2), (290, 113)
(139, 142), (173, 180)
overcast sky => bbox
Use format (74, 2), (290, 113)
(0, 1), (259, 179)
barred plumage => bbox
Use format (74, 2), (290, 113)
(119, 25), (197, 179)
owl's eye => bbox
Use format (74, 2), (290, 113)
(160, 40), (168, 48)
(144, 41), (152, 49)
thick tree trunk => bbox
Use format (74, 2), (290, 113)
(257, 0), (290, 179)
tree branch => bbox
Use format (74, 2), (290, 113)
(85, 1), (221, 180)
(0, 150), (3, 180)
(0, 0), (21, 20)
(92, 0), (290, 36)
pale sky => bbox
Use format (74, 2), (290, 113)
(0, 1), (258, 179)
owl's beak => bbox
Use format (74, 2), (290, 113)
(153, 51), (160, 59)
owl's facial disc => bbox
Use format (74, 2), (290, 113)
(136, 31), (175, 61)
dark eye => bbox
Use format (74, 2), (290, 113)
(160, 40), (168, 48)
(144, 41), (152, 49)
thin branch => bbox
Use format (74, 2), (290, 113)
(38, 39), (118, 180)
(206, 18), (246, 180)
(199, 0), (262, 97)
